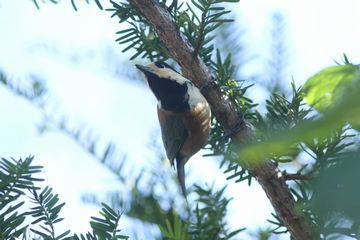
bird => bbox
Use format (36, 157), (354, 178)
(136, 61), (211, 197)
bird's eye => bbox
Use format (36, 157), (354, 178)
(154, 61), (165, 68)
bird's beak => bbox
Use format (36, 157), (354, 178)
(135, 64), (152, 74)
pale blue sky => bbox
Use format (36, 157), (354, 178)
(0, 0), (359, 239)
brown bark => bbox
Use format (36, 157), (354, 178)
(127, 0), (317, 239)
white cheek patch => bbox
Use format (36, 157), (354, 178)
(169, 73), (189, 85)
(187, 84), (207, 109)
(147, 63), (208, 110)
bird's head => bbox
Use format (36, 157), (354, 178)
(136, 61), (191, 111)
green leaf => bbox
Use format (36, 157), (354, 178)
(55, 230), (71, 240)
(165, 218), (175, 237)
(101, 203), (118, 221)
(94, 0), (103, 10)
(303, 64), (360, 111)
(71, 0), (78, 11)
(191, 0), (205, 11)
(91, 221), (113, 232)
(32, 0), (40, 9)
(227, 228), (245, 238)
(30, 228), (49, 237)
(158, 224), (172, 237)
(174, 215), (182, 238)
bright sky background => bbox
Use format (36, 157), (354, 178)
(1, 0), (360, 239)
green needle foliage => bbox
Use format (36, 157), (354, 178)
(28, 186), (68, 238)
(88, 203), (128, 239)
(188, 186), (244, 239)
(109, 0), (172, 61)
(0, 156), (128, 240)
(0, 156), (42, 239)
(159, 185), (244, 240)
(206, 49), (257, 186)
(178, 0), (240, 64)
(3, 1), (360, 239)
(109, 0), (239, 63)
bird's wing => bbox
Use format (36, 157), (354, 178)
(157, 109), (188, 166)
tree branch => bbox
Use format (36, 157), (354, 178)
(127, 0), (317, 239)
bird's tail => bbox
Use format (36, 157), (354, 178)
(176, 155), (187, 198)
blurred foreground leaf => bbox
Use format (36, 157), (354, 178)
(310, 150), (360, 239)
(303, 64), (360, 112)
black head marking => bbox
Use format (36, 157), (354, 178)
(154, 61), (179, 73)
(145, 71), (190, 112)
